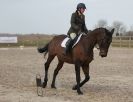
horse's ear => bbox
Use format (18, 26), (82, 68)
(111, 28), (115, 35)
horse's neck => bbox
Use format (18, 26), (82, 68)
(86, 31), (98, 50)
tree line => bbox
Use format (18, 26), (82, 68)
(95, 20), (133, 36)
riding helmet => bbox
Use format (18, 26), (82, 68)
(77, 3), (86, 9)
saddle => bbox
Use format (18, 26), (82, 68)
(61, 33), (83, 48)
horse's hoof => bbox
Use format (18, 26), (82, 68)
(78, 91), (83, 95)
(72, 85), (77, 90)
(51, 85), (56, 89)
(42, 82), (47, 88)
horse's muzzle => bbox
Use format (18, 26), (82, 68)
(99, 50), (107, 57)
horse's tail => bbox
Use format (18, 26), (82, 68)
(37, 43), (49, 57)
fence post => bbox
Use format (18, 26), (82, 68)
(129, 36), (131, 48)
(120, 36), (122, 47)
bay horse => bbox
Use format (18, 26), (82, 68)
(37, 27), (114, 95)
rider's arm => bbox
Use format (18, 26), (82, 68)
(82, 15), (89, 34)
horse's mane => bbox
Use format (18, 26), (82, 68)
(86, 27), (109, 38)
(92, 27), (108, 33)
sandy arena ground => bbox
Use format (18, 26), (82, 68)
(0, 47), (133, 102)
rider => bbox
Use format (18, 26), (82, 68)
(64, 3), (89, 54)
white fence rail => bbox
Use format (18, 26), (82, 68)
(112, 36), (133, 48)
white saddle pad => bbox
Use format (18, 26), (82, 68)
(61, 34), (83, 48)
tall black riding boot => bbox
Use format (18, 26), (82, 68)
(64, 39), (73, 55)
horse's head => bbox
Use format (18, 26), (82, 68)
(96, 28), (114, 57)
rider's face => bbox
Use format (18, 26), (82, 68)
(80, 8), (85, 14)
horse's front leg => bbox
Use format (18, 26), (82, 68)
(74, 61), (83, 95)
(73, 64), (90, 90)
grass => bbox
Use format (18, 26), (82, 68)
(0, 34), (54, 47)
(0, 35), (133, 48)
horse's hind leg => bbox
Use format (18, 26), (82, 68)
(73, 64), (90, 90)
(51, 60), (64, 88)
(42, 55), (55, 88)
